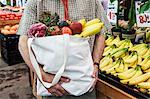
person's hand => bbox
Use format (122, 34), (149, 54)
(47, 83), (69, 96)
(42, 71), (70, 83)
(90, 65), (99, 91)
(41, 71), (70, 96)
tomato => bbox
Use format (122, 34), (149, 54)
(1, 16), (6, 18)
(14, 17), (19, 20)
(62, 27), (72, 35)
(5, 18), (9, 20)
(18, 17), (22, 19)
(10, 14), (15, 18)
(6, 14), (10, 18)
(9, 17), (14, 20)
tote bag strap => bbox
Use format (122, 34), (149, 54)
(27, 34), (69, 88)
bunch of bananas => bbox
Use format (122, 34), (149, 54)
(105, 36), (133, 48)
(100, 58), (128, 75)
(105, 36), (120, 46)
(129, 44), (150, 58)
(78, 18), (104, 38)
(105, 36), (114, 45)
(123, 51), (138, 68)
(103, 44), (117, 56)
(100, 35), (150, 94)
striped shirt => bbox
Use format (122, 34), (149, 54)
(17, 0), (112, 51)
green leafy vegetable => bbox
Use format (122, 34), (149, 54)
(139, 1), (150, 13)
(128, 0), (136, 30)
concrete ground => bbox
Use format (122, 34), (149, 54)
(0, 58), (35, 99)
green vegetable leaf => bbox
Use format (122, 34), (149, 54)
(128, 0), (136, 30)
(110, 0), (116, 3)
(139, 1), (150, 13)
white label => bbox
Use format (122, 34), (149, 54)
(16, 0), (22, 7)
(11, 0), (13, 6)
(135, 1), (150, 27)
(22, 0), (27, 6)
(107, 0), (118, 25)
(0, 0), (7, 5)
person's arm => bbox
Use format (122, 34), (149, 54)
(92, 0), (112, 64)
(18, 0), (69, 96)
(92, 35), (105, 65)
(17, 0), (44, 74)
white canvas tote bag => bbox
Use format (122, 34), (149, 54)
(27, 34), (95, 96)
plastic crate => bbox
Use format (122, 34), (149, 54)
(0, 34), (24, 65)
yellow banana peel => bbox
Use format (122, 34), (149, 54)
(85, 18), (101, 27)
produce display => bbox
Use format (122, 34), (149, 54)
(117, 20), (150, 43)
(0, 6), (23, 21)
(99, 35), (150, 95)
(1, 24), (19, 35)
(0, 6), (23, 35)
(27, 12), (104, 38)
(0, 11), (22, 20)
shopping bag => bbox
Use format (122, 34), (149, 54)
(27, 34), (95, 96)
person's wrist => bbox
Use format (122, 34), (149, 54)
(93, 62), (99, 67)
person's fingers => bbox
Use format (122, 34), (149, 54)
(47, 87), (63, 96)
(54, 84), (69, 95)
(92, 71), (96, 78)
(92, 65), (98, 78)
(42, 72), (54, 83)
(89, 77), (98, 92)
(60, 76), (70, 83)
(53, 90), (63, 97)
(58, 83), (69, 95)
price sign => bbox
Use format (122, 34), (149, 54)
(107, 0), (118, 25)
(135, 1), (150, 27)
(0, 0), (7, 5)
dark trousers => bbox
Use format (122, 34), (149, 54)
(42, 90), (96, 99)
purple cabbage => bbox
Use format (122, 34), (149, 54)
(27, 23), (47, 37)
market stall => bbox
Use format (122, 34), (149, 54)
(0, 0), (149, 98)
(96, 0), (150, 98)
(0, 6), (24, 65)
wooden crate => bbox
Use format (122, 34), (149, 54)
(96, 79), (136, 99)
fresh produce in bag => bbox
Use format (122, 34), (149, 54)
(27, 12), (104, 96)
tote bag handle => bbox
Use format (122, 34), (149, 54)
(27, 34), (69, 88)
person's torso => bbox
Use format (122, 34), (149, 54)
(36, 0), (97, 51)
(36, 0), (96, 21)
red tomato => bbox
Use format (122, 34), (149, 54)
(14, 17), (19, 20)
(6, 14), (10, 18)
(5, 18), (9, 20)
(62, 27), (72, 35)
(18, 17), (22, 19)
(9, 17), (14, 20)
(10, 14), (15, 18)
(1, 16), (6, 18)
